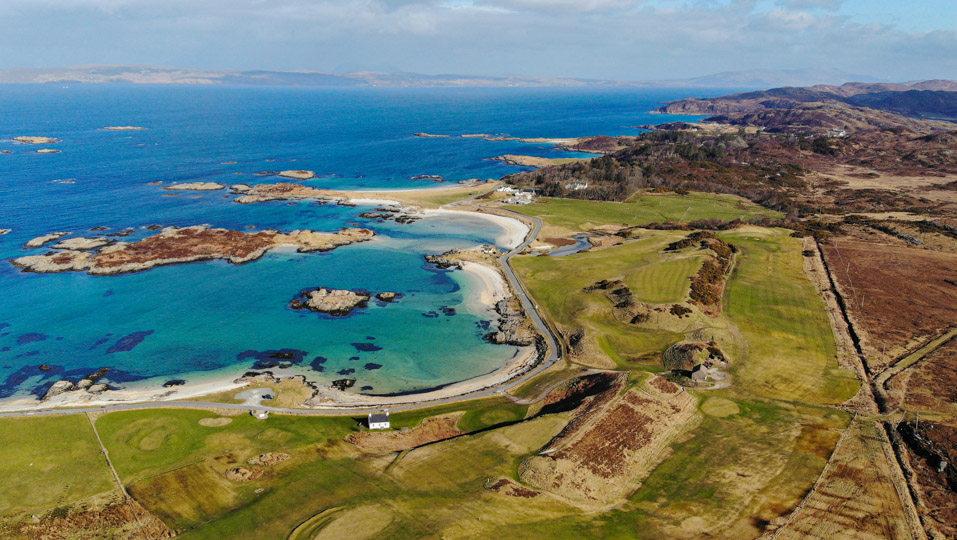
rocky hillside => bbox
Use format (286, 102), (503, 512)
(659, 80), (957, 123)
(505, 112), (957, 216)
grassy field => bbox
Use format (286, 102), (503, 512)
(108, 410), (572, 539)
(507, 193), (782, 234)
(719, 227), (860, 405)
(0, 415), (115, 516)
(511, 231), (707, 368)
(95, 409), (358, 483)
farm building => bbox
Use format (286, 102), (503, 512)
(368, 412), (390, 430)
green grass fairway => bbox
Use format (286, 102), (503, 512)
(719, 227), (860, 405)
(512, 231), (703, 367)
(137, 414), (572, 539)
(95, 409), (357, 483)
(0, 415), (115, 516)
(507, 193), (782, 233)
(458, 402), (528, 431)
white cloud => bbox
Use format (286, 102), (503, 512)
(778, 0), (843, 10)
(0, 0), (953, 81)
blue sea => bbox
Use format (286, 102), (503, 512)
(0, 84), (718, 401)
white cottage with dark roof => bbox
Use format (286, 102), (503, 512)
(368, 411), (390, 430)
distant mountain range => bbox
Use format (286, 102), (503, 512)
(0, 65), (894, 89)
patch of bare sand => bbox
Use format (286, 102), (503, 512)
(198, 417), (232, 427)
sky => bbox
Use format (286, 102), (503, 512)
(1, 0), (955, 81)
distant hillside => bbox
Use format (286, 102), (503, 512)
(0, 65), (889, 89)
(658, 80), (957, 123)
(677, 68), (879, 88)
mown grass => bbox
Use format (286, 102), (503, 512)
(95, 409), (358, 484)
(0, 415), (115, 516)
(507, 193), (782, 233)
(161, 415), (572, 539)
(458, 402), (528, 431)
(719, 227), (860, 405)
(387, 396), (518, 431)
(511, 232), (700, 368)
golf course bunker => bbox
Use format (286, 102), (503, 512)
(315, 504), (394, 540)
(701, 397), (740, 417)
(199, 417), (233, 427)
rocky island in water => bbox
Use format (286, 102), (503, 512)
(12, 225), (374, 275)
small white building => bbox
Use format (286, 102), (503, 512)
(368, 411), (390, 430)
(496, 185), (517, 193)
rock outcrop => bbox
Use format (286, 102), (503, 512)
(486, 299), (536, 346)
(40, 367), (110, 401)
(11, 225), (374, 275)
(53, 237), (114, 250)
(290, 288), (372, 316)
(277, 170), (316, 180)
(12, 136), (59, 144)
(162, 182), (225, 191)
(233, 182), (341, 204)
(41, 380), (77, 400)
(25, 232), (70, 248)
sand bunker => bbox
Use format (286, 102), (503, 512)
(199, 417), (233, 427)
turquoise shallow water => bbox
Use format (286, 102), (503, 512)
(0, 85), (721, 400)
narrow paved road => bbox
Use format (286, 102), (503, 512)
(0, 203), (563, 419)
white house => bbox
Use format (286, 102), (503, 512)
(368, 411), (390, 430)
(496, 185), (517, 193)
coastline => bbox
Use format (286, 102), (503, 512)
(0, 197), (540, 414)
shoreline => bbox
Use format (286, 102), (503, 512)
(0, 200), (540, 413)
